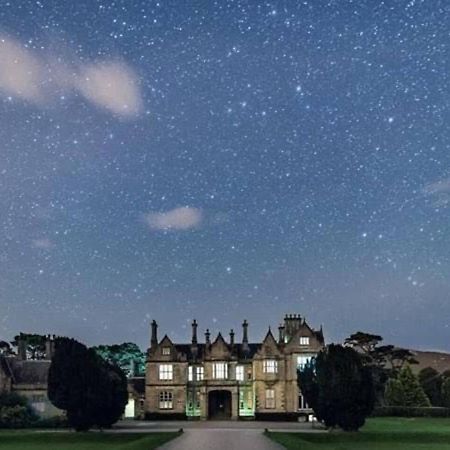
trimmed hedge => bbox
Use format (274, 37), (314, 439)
(372, 406), (450, 417)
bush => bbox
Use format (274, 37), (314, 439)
(0, 405), (38, 428)
(33, 415), (68, 428)
(372, 406), (450, 417)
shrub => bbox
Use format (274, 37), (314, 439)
(372, 406), (450, 417)
(441, 377), (450, 408)
(0, 394), (38, 429)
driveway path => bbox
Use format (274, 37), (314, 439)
(157, 429), (285, 450)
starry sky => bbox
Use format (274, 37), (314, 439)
(0, 0), (449, 351)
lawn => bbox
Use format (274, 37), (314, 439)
(0, 431), (179, 450)
(267, 417), (450, 450)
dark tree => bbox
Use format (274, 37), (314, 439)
(298, 344), (375, 431)
(418, 367), (442, 406)
(48, 337), (127, 431)
(0, 341), (14, 356)
(344, 332), (383, 357)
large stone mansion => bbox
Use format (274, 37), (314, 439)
(146, 314), (325, 420)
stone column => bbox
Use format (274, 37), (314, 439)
(231, 390), (239, 420)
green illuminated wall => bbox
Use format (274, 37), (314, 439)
(239, 386), (255, 417)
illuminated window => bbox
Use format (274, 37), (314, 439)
(265, 389), (275, 408)
(196, 366), (204, 380)
(159, 364), (173, 380)
(159, 391), (173, 409)
(162, 347), (171, 355)
(297, 355), (312, 370)
(188, 366), (193, 381)
(236, 365), (244, 381)
(213, 363), (228, 379)
(263, 359), (278, 373)
(299, 337), (310, 346)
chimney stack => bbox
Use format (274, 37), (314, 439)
(150, 320), (158, 348)
(191, 319), (198, 344)
(278, 324), (285, 344)
(45, 334), (55, 360)
(205, 329), (211, 345)
(18, 334), (27, 360)
(229, 329), (235, 346)
(242, 320), (249, 354)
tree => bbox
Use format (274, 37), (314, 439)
(48, 337), (128, 431)
(385, 365), (430, 407)
(345, 331), (383, 357)
(418, 367), (442, 406)
(441, 377), (450, 408)
(0, 341), (14, 356)
(0, 392), (38, 428)
(11, 333), (47, 360)
(93, 342), (145, 377)
(298, 344), (375, 431)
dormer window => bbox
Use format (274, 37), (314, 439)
(299, 336), (310, 346)
(263, 359), (278, 373)
(162, 347), (171, 355)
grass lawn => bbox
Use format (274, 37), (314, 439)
(0, 431), (179, 450)
(267, 417), (450, 450)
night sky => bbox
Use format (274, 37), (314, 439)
(1, 1), (449, 351)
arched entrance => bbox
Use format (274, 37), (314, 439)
(208, 390), (232, 419)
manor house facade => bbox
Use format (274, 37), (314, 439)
(145, 314), (324, 420)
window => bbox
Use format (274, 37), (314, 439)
(265, 389), (275, 408)
(236, 365), (244, 381)
(162, 347), (171, 355)
(297, 355), (312, 370)
(159, 364), (173, 380)
(188, 366), (193, 381)
(213, 362), (228, 379)
(299, 336), (310, 346)
(263, 359), (278, 373)
(196, 366), (204, 381)
(159, 391), (173, 409)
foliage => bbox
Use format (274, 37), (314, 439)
(441, 377), (450, 408)
(0, 341), (14, 356)
(93, 342), (145, 377)
(48, 337), (128, 431)
(298, 344), (375, 431)
(418, 367), (442, 406)
(385, 365), (430, 407)
(11, 333), (47, 360)
(372, 406), (450, 417)
(0, 393), (38, 429)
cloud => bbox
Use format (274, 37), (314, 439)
(0, 37), (43, 101)
(145, 207), (203, 231)
(423, 179), (450, 195)
(0, 35), (142, 117)
(31, 238), (54, 250)
(76, 63), (142, 116)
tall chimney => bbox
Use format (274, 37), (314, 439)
(151, 320), (158, 348)
(278, 324), (285, 344)
(229, 329), (235, 346)
(242, 320), (249, 354)
(18, 334), (27, 360)
(45, 334), (55, 360)
(205, 329), (211, 345)
(192, 319), (198, 344)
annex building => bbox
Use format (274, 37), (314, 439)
(145, 314), (324, 420)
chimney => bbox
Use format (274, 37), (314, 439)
(205, 329), (211, 345)
(242, 320), (249, 354)
(191, 319), (198, 344)
(45, 334), (55, 360)
(18, 334), (27, 360)
(278, 324), (285, 344)
(229, 329), (235, 346)
(150, 320), (158, 348)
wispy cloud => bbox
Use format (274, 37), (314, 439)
(0, 35), (142, 118)
(423, 178), (450, 195)
(31, 238), (54, 250)
(145, 207), (203, 231)
(0, 37), (43, 102)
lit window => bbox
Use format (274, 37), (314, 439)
(265, 389), (275, 408)
(159, 364), (173, 380)
(299, 337), (310, 346)
(236, 365), (244, 381)
(297, 355), (312, 370)
(196, 366), (204, 381)
(188, 366), (193, 381)
(162, 347), (171, 355)
(263, 359), (278, 373)
(159, 391), (173, 409)
(213, 363), (228, 379)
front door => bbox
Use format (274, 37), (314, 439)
(208, 390), (232, 419)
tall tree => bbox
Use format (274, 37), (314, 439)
(418, 367), (442, 406)
(298, 344), (375, 431)
(441, 377), (450, 408)
(93, 343), (145, 377)
(11, 333), (47, 360)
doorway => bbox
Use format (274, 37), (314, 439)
(208, 390), (232, 419)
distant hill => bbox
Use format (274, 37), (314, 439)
(411, 350), (450, 374)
